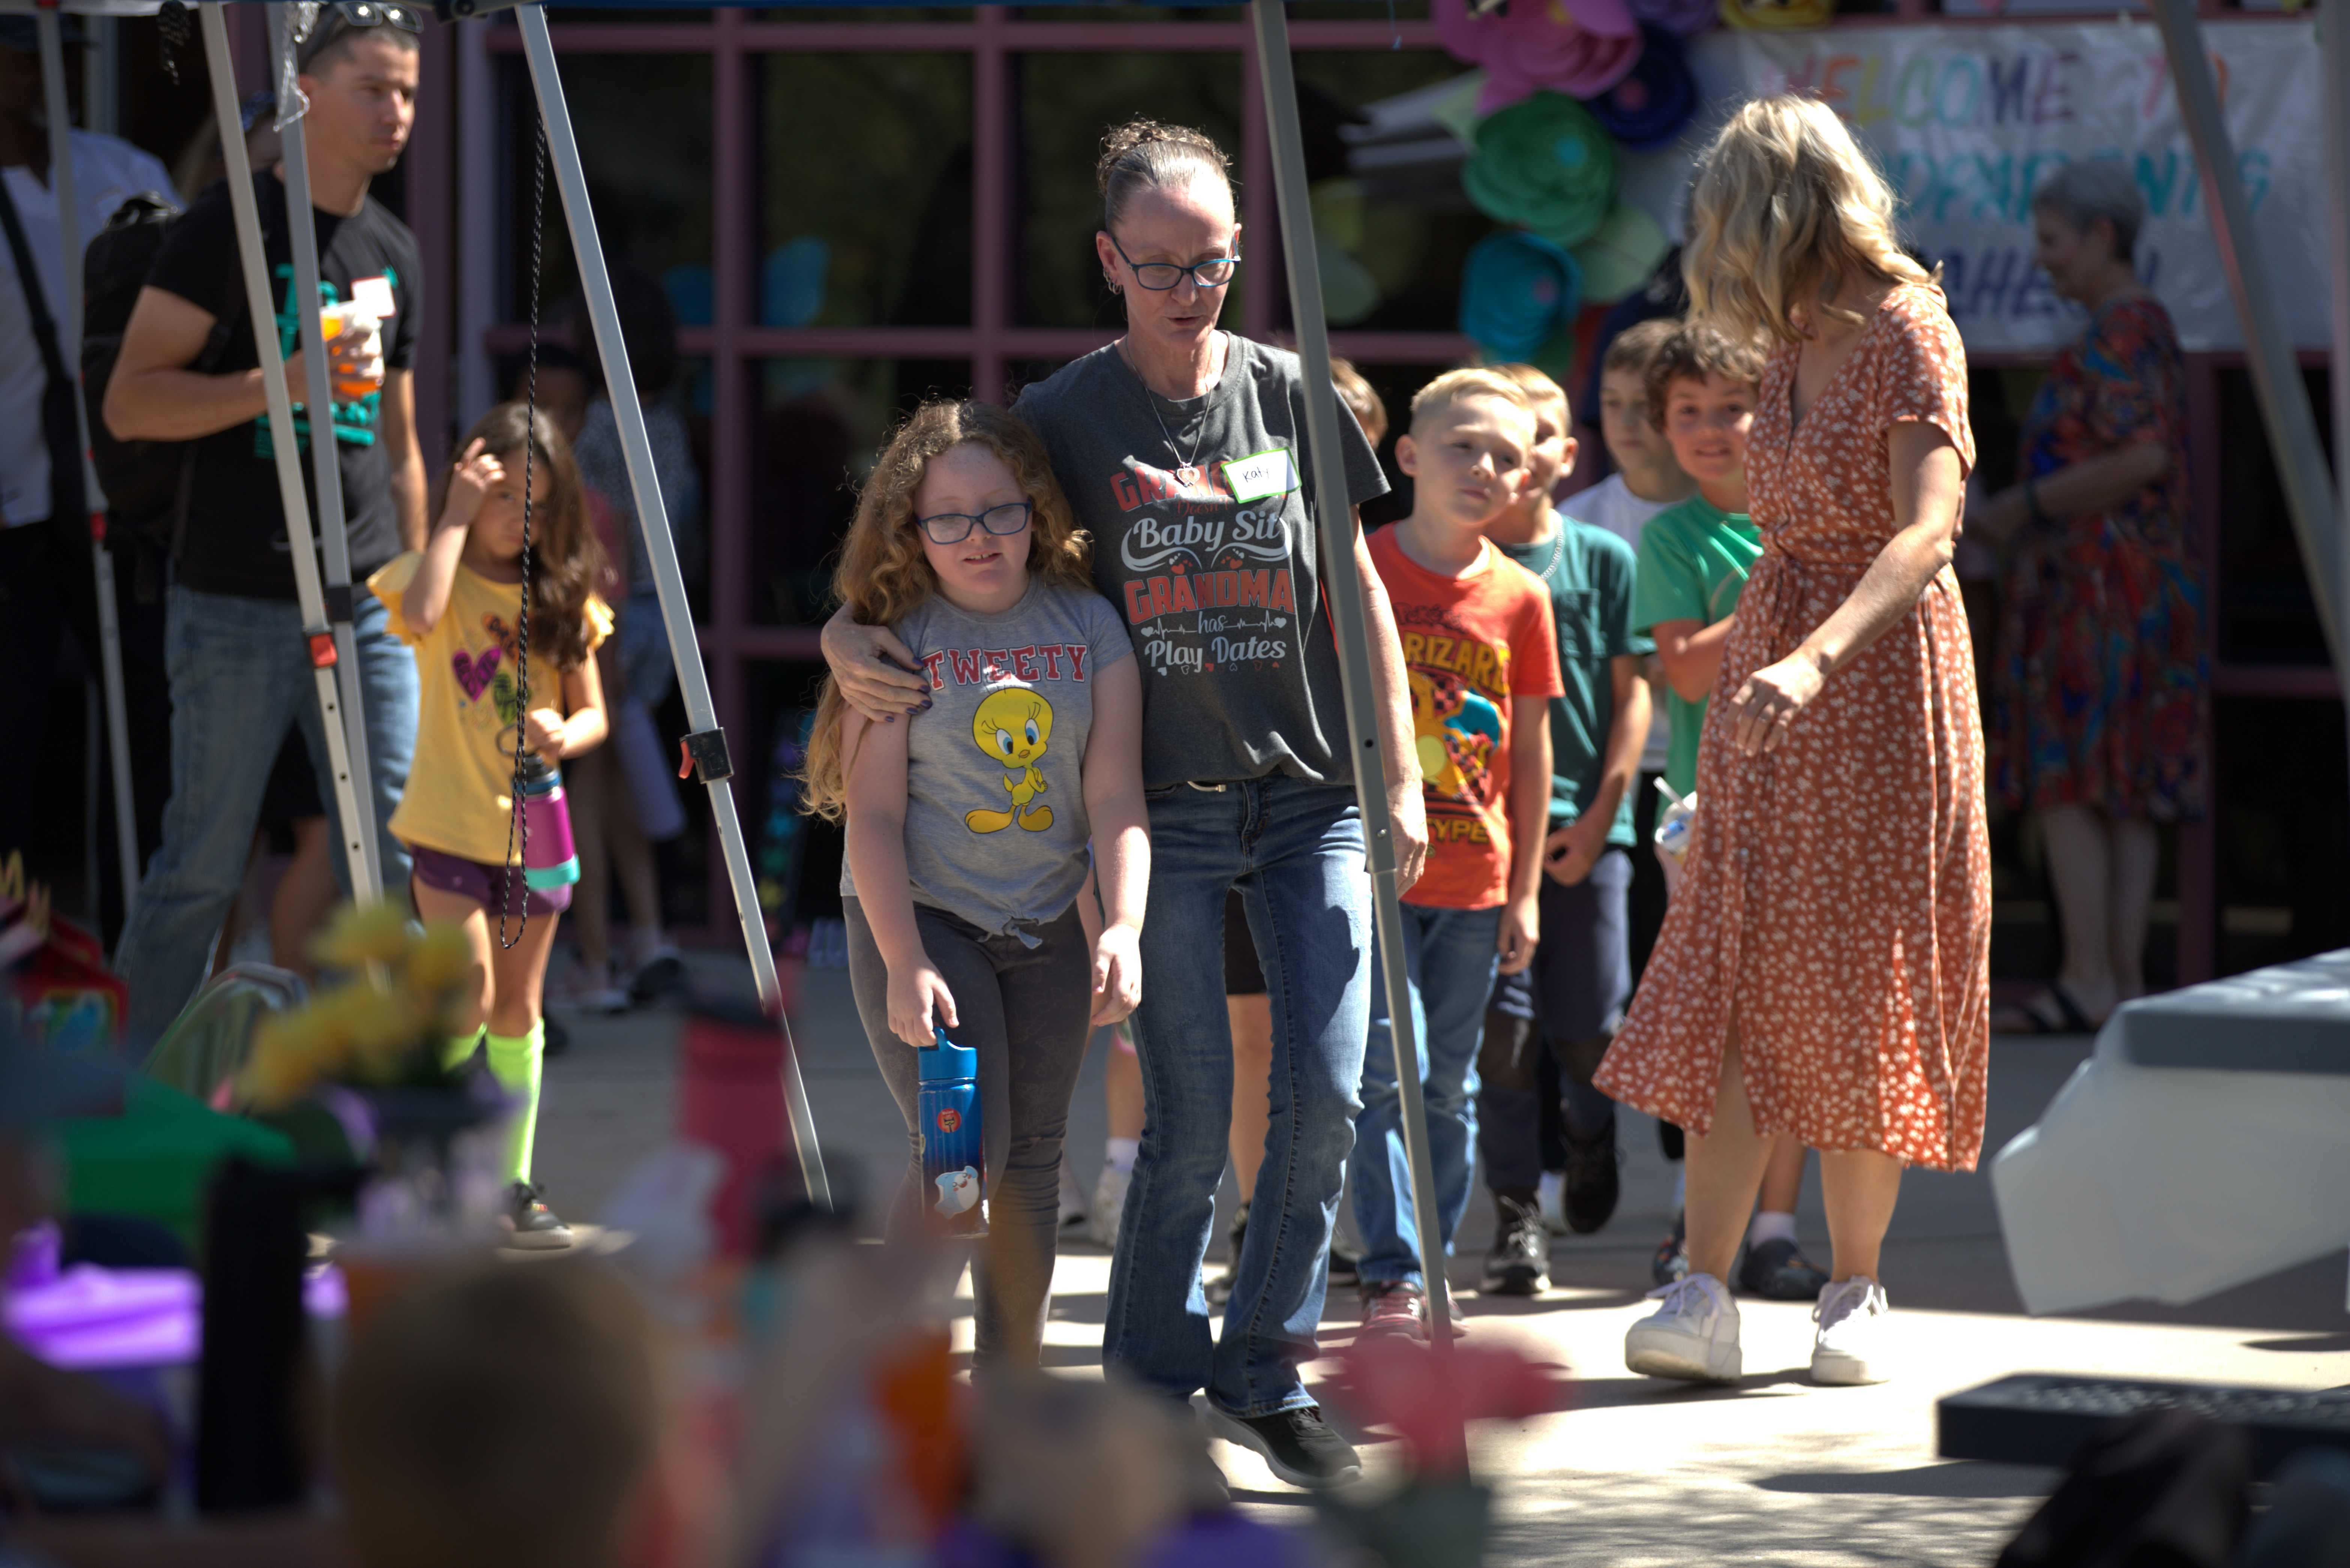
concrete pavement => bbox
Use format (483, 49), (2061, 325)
(532, 956), (2350, 1566)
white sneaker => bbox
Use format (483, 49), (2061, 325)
(1091, 1165), (1131, 1251)
(1624, 1272), (1741, 1383)
(1537, 1170), (1569, 1236)
(1811, 1277), (1892, 1385)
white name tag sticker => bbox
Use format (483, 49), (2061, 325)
(1222, 448), (1297, 503)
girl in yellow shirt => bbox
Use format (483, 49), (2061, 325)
(368, 402), (613, 1248)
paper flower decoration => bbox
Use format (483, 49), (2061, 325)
(1460, 230), (1583, 363)
(1463, 92), (1620, 249)
(1326, 1333), (1576, 1482)
(1632, 0), (1722, 36)
(1436, 0), (1644, 113)
(1720, 0), (1834, 30)
(238, 905), (481, 1110)
(1585, 24), (1699, 151)
(1573, 201), (1672, 306)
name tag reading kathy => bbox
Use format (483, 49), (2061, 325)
(1222, 448), (1298, 503)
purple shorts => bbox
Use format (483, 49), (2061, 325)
(408, 844), (572, 916)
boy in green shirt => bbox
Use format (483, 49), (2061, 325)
(1630, 320), (1828, 1303)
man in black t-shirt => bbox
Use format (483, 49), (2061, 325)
(105, 11), (425, 1035)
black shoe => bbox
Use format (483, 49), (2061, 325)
(1651, 1211), (1689, 1288)
(1735, 1235), (1831, 1301)
(1206, 1403), (1363, 1490)
(1481, 1191), (1549, 1296)
(1658, 1119), (1684, 1162)
(503, 1181), (574, 1250)
(541, 1014), (571, 1059)
(1207, 1202), (1247, 1307)
(1561, 1121), (1621, 1235)
(1327, 1230), (1362, 1286)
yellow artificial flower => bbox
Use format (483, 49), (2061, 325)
(308, 900), (415, 970)
(402, 923), (479, 996)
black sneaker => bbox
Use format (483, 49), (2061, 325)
(1651, 1211), (1689, 1288)
(1206, 1403), (1363, 1490)
(1735, 1235), (1832, 1301)
(541, 1014), (571, 1059)
(1481, 1191), (1550, 1296)
(1207, 1202), (1248, 1307)
(1561, 1121), (1622, 1235)
(503, 1181), (574, 1250)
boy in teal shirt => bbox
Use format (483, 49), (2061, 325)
(1630, 320), (1826, 1303)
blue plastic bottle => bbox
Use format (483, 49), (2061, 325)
(916, 1028), (986, 1238)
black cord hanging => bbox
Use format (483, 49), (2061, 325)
(496, 113), (547, 951)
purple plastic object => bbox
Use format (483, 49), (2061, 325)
(1631, 0), (1720, 33)
(3, 1262), (347, 1372)
(9, 1220), (61, 1291)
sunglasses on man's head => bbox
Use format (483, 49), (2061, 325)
(297, 1), (421, 68)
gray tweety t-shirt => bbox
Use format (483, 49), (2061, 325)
(1014, 334), (1390, 791)
(841, 578), (1134, 943)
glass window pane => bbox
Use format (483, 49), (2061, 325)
(757, 55), (974, 328)
(1014, 51), (1244, 329)
(757, 6), (971, 20)
(1291, 51), (1497, 335)
(541, 7), (709, 23)
(749, 358), (974, 627)
(505, 54), (712, 315)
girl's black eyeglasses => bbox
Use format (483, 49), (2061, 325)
(917, 500), (1032, 545)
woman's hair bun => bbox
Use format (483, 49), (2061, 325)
(1095, 118), (1234, 228)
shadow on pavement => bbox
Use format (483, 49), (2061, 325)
(1755, 1461), (2062, 1498)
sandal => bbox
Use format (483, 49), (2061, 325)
(1994, 983), (2102, 1036)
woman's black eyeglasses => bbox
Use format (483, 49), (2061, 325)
(917, 500), (1032, 545)
(1107, 232), (1240, 292)
(298, 2), (421, 68)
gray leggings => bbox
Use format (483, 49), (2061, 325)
(843, 896), (1094, 1367)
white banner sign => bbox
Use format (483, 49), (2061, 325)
(1717, 21), (2326, 353)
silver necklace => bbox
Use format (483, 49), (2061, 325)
(1121, 333), (1217, 475)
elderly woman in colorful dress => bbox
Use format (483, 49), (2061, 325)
(1970, 161), (2204, 1035)
(1595, 96), (1990, 1389)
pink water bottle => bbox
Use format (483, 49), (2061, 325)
(520, 755), (580, 891)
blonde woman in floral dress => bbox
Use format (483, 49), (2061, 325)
(1597, 96), (1989, 1388)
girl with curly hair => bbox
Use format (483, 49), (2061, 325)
(802, 398), (1147, 1368)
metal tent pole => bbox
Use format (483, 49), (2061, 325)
(2324, 0), (2350, 775)
(1250, 0), (1455, 1364)
(514, 2), (830, 1210)
(35, 0), (142, 926)
(2149, 0), (2342, 670)
(198, 0), (379, 902)
(271, 0), (386, 898)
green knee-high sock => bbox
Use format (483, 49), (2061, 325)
(442, 1027), (486, 1072)
(483, 1022), (545, 1187)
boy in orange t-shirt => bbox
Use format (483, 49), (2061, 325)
(1350, 369), (1563, 1340)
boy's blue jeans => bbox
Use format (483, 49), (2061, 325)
(1101, 776), (1372, 1419)
(1350, 901), (1502, 1292)
(117, 584), (417, 1036)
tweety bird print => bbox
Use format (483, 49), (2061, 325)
(967, 689), (1055, 832)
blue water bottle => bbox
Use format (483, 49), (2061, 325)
(916, 1027), (986, 1238)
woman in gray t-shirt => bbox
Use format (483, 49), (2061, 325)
(802, 401), (1145, 1369)
(820, 120), (1423, 1488)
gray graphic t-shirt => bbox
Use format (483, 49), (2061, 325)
(841, 579), (1133, 940)
(1014, 335), (1391, 790)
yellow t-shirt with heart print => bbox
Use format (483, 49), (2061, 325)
(367, 552), (613, 867)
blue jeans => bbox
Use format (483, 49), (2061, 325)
(117, 584), (418, 1036)
(1351, 901), (1501, 1290)
(1101, 776), (1372, 1419)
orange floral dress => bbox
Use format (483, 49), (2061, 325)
(1595, 284), (1992, 1172)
